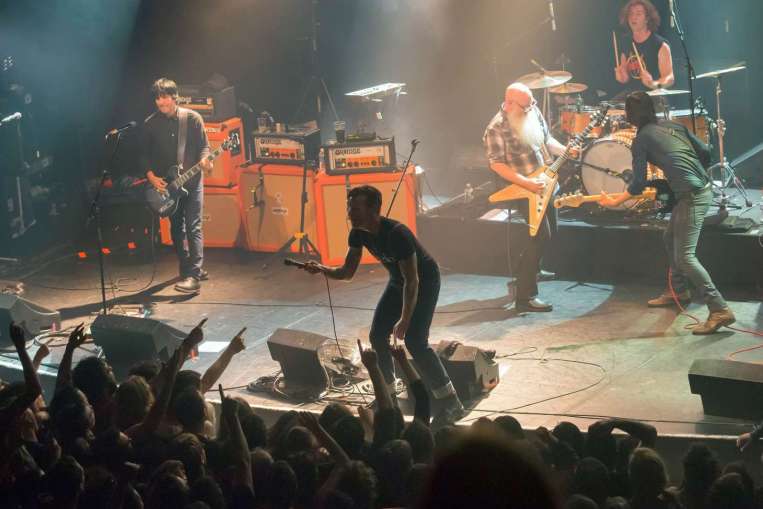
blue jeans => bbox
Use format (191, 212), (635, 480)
(369, 272), (452, 395)
(665, 186), (726, 312)
(169, 180), (204, 279)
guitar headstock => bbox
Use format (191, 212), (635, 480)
(554, 193), (586, 209)
(222, 136), (240, 152)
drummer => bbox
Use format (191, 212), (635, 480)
(614, 0), (674, 94)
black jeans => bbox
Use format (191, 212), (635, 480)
(369, 272), (452, 394)
(511, 200), (557, 301)
(169, 179), (204, 279)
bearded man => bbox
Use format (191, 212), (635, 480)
(482, 82), (572, 312)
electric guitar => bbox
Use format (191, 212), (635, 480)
(145, 138), (236, 217)
(488, 104), (609, 236)
(553, 178), (675, 213)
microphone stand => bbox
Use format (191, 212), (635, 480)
(385, 140), (419, 217)
(671, 0), (697, 133)
(87, 132), (123, 315)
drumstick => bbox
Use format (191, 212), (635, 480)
(631, 41), (646, 73)
(612, 31), (619, 67)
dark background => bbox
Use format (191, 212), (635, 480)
(1, 0), (761, 248)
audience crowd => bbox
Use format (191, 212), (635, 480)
(0, 321), (760, 509)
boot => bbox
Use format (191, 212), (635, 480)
(431, 395), (466, 429)
(692, 308), (736, 335)
(175, 277), (201, 294)
(647, 290), (691, 308)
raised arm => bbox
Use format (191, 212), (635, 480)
(55, 323), (86, 390)
(391, 345), (430, 425)
(358, 340), (394, 412)
(200, 328), (246, 394)
(220, 388), (253, 490)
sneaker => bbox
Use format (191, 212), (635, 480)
(431, 396), (466, 429)
(537, 270), (556, 282)
(647, 290), (691, 308)
(692, 308), (736, 335)
(175, 277), (201, 294)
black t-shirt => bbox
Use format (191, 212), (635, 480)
(140, 107), (210, 185)
(348, 217), (438, 286)
(620, 32), (668, 91)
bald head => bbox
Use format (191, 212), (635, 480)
(504, 83), (534, 115)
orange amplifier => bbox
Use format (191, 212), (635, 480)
(238, 165), (318, 253)
(159, 186), (244, 248)
(252, 128), (321, 166)
(313, 169), (417, 266)
(204, 117), (245, 187)
(323, 138), (396, 176)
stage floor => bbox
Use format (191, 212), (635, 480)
(3, 241), (762, 441)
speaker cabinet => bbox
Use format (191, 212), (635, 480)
(313, 170), (418, 266)
(239, 165), (318, 253)
(203, 117), (245, 187)
(689, 358), (763, 420)
(0, 295), (60, 345)
(159, 186), (243, 248)
(91, 314), (186, 378)
(434, 340), (500, 402)
(267, 328), (329, 393)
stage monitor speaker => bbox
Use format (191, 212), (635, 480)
(267, 328), (329, 393)
(204, 117), (245, 186)
(688, 358), (763, 420)
(0, 295), (60, 345)
(91, 315), (186, 378)
(313, 170), (418, 266)
(434, 340), (500, 402)
(239, 165), (318, 253)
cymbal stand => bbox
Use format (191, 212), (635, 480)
(705, 74), (751, 213)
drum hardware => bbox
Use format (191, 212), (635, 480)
(692, 64), (752, 213)
(518, 62), (572, 120)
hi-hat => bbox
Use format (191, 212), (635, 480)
(549, 82), (588, 94)
(693, 64), (746, 80)
(517, 70), (572, 90)
(646, 88), (690, 97)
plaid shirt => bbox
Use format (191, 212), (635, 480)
(482, 104), (550, 177)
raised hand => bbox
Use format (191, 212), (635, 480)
(66, 323), (87, 351)
(390, 344), (408, 364)
(182, 318), (207, 354)
(33, 342), (51, 367)
(737, 432), (753, 452)
(357, 339), (378, 369)
(9, 321), (26, 349)
(227, 327), (247, 354)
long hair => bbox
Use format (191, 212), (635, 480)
(151, 77), (178, 99)
(619, 0), (661, 32)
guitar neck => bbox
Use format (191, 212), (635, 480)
(173, 146), (225, 188)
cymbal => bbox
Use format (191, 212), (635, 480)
(693, 64), (746, 80)
(646, 88), (690, 97)
(517, 70), (572, 90)
(549, 82), (588, 94)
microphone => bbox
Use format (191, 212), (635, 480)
(669, 0), (675, 27)
(411, 138), (420, 147)
(548, 1), (556, 31)
(284, 258), (307, 269)
(105, 121), (137, 139)
(0, 112), (22, 125)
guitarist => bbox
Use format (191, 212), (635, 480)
(598, 91), (735, 335)
(141, 78), (212, 294)
(482, 83), (575, 312)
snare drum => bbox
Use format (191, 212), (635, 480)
(668, 110), (711, 145)
(560, 106), (606, 138)
(580, 129), (664, 210)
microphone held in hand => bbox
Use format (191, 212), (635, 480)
(284, 258), (307, 269)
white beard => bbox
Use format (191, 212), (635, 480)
(509, 109), (545, 149)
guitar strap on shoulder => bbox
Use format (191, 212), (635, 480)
(177, 107), (189, 170)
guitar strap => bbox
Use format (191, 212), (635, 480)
(177, 107), (189, 170)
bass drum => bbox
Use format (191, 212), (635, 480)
(581, 129), (663, 210)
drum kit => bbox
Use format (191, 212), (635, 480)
(515, 62), (749, 215)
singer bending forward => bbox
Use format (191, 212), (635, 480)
(300, 185), (465, 427)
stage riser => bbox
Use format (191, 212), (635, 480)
(418, 215), (761, 292)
